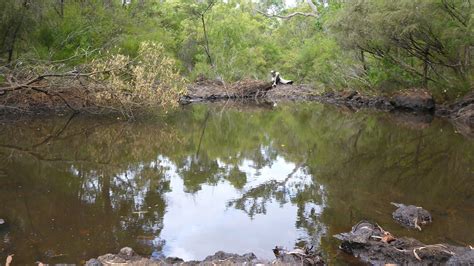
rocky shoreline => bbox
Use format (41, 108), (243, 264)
(86, 247), (323, 266)
(85, 202), (472, 265)
(335, 221), (474, 265)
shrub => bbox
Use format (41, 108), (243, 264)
(91, 41), (187, 117)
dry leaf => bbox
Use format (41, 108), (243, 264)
(381, 232), (396, 243)
(6, 254), (14, 266)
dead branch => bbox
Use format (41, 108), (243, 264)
(255, 0), (318, 19)
(256, 9), (317, 19)
(0, 71), (104, 93)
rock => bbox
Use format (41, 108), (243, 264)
(96, 253), (127, 264)
(338, 90), (358, 100)
(203, 251), (258, 264)
(391, 89), (435, 112)
(435, 91), (474, 137)
(371, 96), (392, 109)
(85, 258), (103, 266)
(334, 220), (383, 244)
(164, 257), (184, 264)
(273, 246), (324, 265)
(0, 219), (4, 225)
(88, 247), (145, 265)
(451, 102), (474, 137)
(447, 249), (474, 264)
(119, 246), (135, 259)
(334, 221), (473, 265)
(391, 202), (432, 230)
(448, 91), (474, 114)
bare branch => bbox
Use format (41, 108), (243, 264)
(256, 9), (317, 19)
(255, 0), (318, 19)
(0, 70), (106, 92)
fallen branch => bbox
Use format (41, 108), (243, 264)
(0, 71), (103, 93)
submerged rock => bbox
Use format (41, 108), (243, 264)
(334, 221), (473, 265)
(391, 202), (432, 230)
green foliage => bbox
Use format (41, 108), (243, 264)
(0, 0), (472, 100)
(329, 0), (473, 95)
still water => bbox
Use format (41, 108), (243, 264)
(0, 102), (473, 264)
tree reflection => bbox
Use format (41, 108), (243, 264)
(0, 102), (473, 264)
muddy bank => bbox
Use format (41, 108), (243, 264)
(181, 81), (474, 136)
(180, 80), (406, 110)
(86, 247), (323, 265)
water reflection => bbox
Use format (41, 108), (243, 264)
(0, 102), (473, 264)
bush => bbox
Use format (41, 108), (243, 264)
(91, 42), (187, 117)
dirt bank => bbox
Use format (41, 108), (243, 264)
(181, 80), (474, 136)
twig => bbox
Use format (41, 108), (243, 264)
(414, 217), (422, 231)
(413, 248), (422, 261)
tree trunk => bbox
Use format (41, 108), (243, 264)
(7, 18), (24, 63)
(360, 50), (367, 72)
(201, 14), (213, 67)
(423, 47), (429, 88)
(60, 0), (64, 18)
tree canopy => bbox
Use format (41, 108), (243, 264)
(0, 0), (472, 99)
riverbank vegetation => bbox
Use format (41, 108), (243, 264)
(0, 0), (472, 114)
